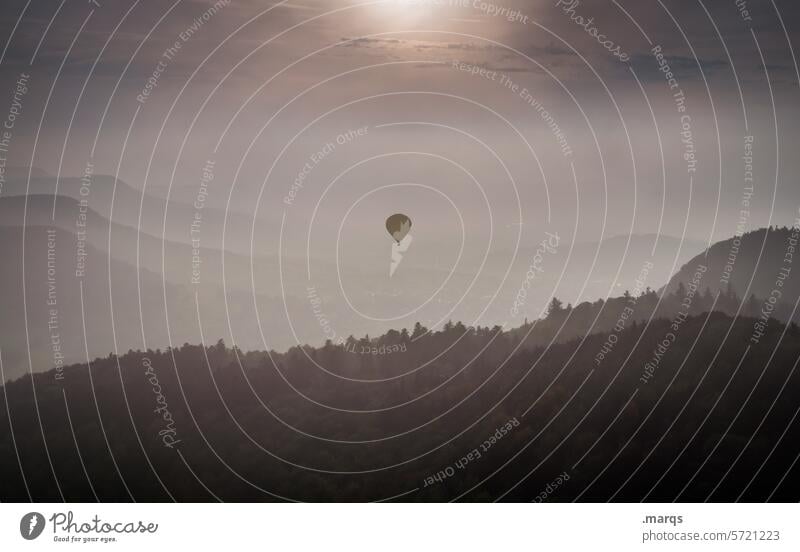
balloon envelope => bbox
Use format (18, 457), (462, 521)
(385, 213), (412, 243)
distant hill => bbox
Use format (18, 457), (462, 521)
(0, 173), (278, 256)
(510, 227), (799, 350)
(663, 227), (800, 321)
(541, 233), (705, 304)
(0, 221), (313, 382)
(0, 194), (267, 291)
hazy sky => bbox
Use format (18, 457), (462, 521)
(1, 0), (800, 361)
(1, 0), (798, 240)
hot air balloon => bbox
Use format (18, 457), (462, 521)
(386, 214), (413, 277)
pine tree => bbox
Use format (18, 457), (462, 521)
(546, 297), (564, 319)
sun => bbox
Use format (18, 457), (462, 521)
(379, 0), (436, 19)
(363, 0), (445, 29)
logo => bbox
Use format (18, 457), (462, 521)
(20, 512), (45, 540)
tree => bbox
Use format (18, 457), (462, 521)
(746, 294), (760, 318)
(546, 297), (564, 319)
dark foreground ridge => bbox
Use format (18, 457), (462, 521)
(2, 310), (799, 502)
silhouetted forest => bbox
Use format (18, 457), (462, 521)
(664, 227), (800, 304)
(2, 295), (799, 501)
(511, 274), (794, 351)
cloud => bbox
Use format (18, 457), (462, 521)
(337, 36), (499, 53)
(628, 51), (730, 81)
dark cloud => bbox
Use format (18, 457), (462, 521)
(628, 51), (730, 81)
